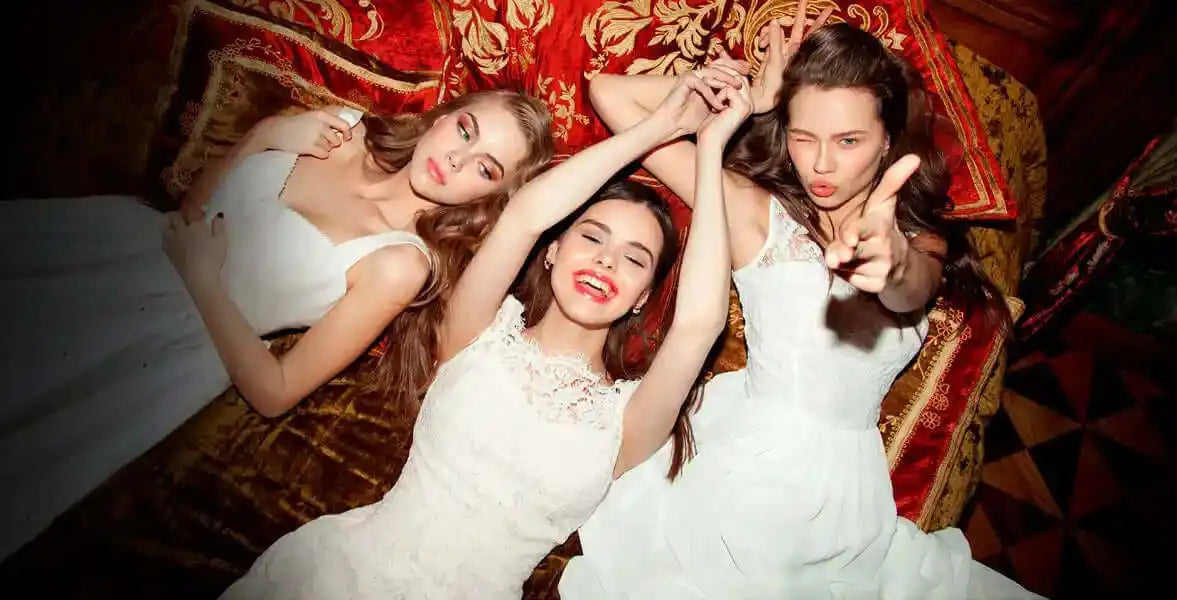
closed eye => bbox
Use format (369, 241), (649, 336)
(582, 233), (601, 244)
(625, 255), (647, 268)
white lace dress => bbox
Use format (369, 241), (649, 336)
(561, 197), (1044, 599)
(220, 295), (640, 600)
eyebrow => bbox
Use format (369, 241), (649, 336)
(466, 112), (506, 175)
(786, 125), (870, 136)
(582, 219), (656, 262)
(787, 127), (871, 138)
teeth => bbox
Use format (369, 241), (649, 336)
(577, 274), (611, 296)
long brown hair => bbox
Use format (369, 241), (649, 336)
(364, 90), (555, 416)
(665, 24), (1013, 478)
(726, 23), (1010, 333)
(514, 178), (681, 373)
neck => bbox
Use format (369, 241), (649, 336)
(358, 156), (439, 230)
(817, 188), (870, 241)
(526, 304), (610, 377)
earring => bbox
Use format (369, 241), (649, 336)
(632, 305), (643, 315)
(543, 256), (553, 270)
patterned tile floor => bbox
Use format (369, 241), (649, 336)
(962, 313), (1176, 599)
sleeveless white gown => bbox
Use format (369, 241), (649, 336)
(0, 151), (430, 561)
(220, 296), (641, 600)
(560, 197), (1046, 599)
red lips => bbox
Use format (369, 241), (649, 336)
(426, 157), (447, 185)
(809, 179), (837, 198)
(572, 269), (618, 304)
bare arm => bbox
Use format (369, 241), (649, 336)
(180, 124), (272, 222)
(180, 108), (355, 222)
(438, 111), (684, 362)
(613, 84), (750, 477)
(589, 73), (756, 214)
(182, 243), (428, 417)
(879, 233), (945, 313)
(590, 72), (768, 268)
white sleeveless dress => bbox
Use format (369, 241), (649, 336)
(0, 151), (430, 561)
(220, 296), (640, 600)
(561, 197), (1045, 599)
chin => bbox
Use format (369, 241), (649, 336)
(553, 291), (624, 330)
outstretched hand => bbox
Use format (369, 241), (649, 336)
(824, 154), (921, 293)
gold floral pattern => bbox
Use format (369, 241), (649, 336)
(580, 1), (908, 79)
(453, 0), (554, 74)
(535, 76), (592, 141)
(228, 0), (386, 46)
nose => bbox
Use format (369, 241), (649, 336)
(593, 248), (616, 271)
(814, 142), (836, 175)
(446, 149), (467, 171)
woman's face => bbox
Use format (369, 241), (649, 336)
(546, 199), (666, 329)
(785, 84), (889, 212)
(408, 100), (529, 205)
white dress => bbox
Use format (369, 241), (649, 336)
(561, 197), (1045, 599)
(0, 151), (430, 561)
(219, 296), (641, 600)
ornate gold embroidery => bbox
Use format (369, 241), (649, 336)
(228, 0), (385, 46)
(192, 1), (438, 93)
(581, 1), (907, 80)
(739, 1), (907, 73)
(453, 0), (554, 75)
(535, 76), (591, 141)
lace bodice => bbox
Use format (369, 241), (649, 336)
(732, 197), (928, 429)
(379, 296), (638, 595)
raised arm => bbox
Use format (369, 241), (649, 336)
(180, 107), (356, 221)
(588, 0), (831, 218)
(613, 83), (752, 477)
(438, 83), (707, 362)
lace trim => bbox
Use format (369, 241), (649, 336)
(756, 198), (824, 267)
(479, 297), (637, 430)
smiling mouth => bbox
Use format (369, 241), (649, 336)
(572, 270), (618, 303)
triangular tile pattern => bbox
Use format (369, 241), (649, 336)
(962, 314), (1176, 599)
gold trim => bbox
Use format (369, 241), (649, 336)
(168, 53), (361, 196)
(428, 0), (452, 58)
(192, 0), (438, 93)
(885, 312), (965, 468)
(915, 296), (1023, 527)
(905, 0), (1008, 216)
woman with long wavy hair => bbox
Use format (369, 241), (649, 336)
(0, 90), (554, 560)
(220, 68), (745, 600)
(561, 6), (1043, 599)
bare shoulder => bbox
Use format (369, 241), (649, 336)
(721, 169), (771, 220)
(351, 241), (432, 300)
